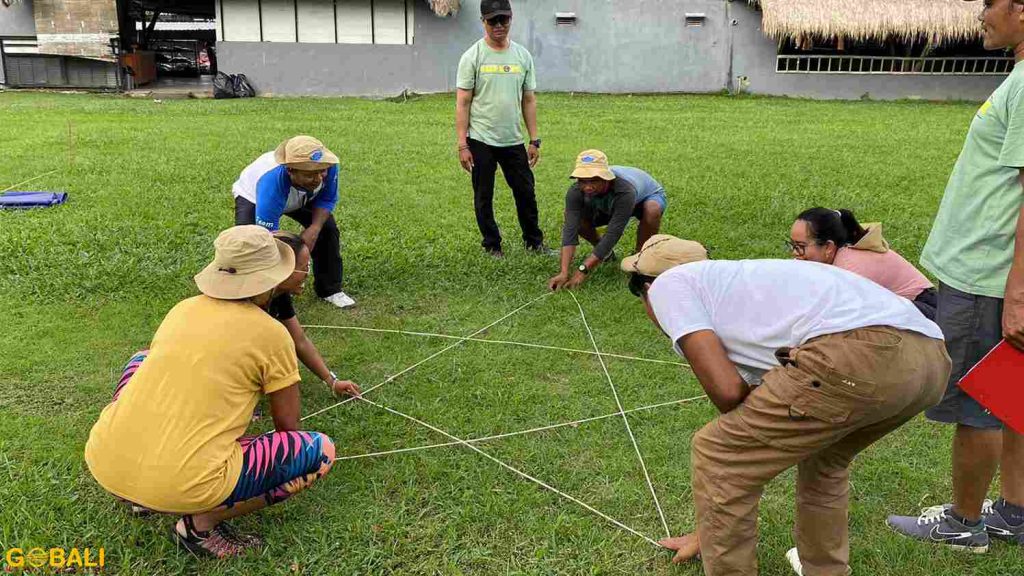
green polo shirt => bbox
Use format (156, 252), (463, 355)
(921, 63), (1024, 298)
(456, 39), (536, 147)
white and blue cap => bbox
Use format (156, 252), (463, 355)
(274, 135), (339, 171)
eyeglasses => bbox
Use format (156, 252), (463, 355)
(785, 239), (806, 257)
(485, 15), (510, 26)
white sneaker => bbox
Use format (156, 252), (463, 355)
(323, 291), (356, 309)
(785, 548), (803, 576)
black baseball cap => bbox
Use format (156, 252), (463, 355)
(481, 0), (512, 19)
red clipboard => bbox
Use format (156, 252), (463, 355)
(958, 340), (1024, 435)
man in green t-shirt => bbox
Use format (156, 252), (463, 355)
(887, 0), (1024, 553)
(455, 0), (551, 259)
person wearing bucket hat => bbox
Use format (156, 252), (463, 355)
(548, 150), (667, 291)
(624, 236), (950, 575)
(886, 0), (1024, 555)
(232, 135), (356, 309)
(456, 0), (553, 258)
(86, 226), (360, 559)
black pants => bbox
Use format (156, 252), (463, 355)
(469, 138), (544, 251)
(234, 197), (343, 298)
(912, 286), (938, 321)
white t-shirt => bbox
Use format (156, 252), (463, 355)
(231, 151), (323, 213)
(647, 260), (944, 385)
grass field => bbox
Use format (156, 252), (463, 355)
(1, 91), (1021, 575)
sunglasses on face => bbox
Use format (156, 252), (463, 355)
(485, 15), (510, 27)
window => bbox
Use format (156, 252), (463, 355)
(217, 0), (414, 45)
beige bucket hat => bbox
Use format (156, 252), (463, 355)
(570, 149), (616, 181)
(273, 135), (339, 171)
(194, 225), (296, 299)
(621, 234), (708, 276)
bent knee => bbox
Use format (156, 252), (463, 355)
(316, 433), (336, 474)
(642, 201), (663, 221)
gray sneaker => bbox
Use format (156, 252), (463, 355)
(914, 499), (1023, 545)
(986, 499), (1024, 545)
(887, 504), (990, 553)
(526, 244), (558, 257)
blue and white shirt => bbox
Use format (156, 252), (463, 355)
(231, 152), (339, 231)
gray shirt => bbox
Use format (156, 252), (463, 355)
(561, 166), (663, 260)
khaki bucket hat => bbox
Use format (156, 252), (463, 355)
(621, 234), (708, 277)
(273, 135), (339, 171)
(570, 149), (616, 181)
(194, 225), (296, 300)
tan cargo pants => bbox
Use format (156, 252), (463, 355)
(691, 326), (951, 576)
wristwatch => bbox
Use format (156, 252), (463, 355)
(326, 371), (338, 391)
(530, 138), (542, 149)
(578, 263), (589, 275)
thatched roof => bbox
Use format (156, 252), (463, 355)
(752, 0), (983, 43)
(427, 0), (461, 17)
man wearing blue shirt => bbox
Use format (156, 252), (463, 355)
(232, 135), (354, 308)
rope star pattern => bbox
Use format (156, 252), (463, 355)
(304, 291), (697, 547)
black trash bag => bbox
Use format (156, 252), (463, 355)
(214, 72), (256, 99)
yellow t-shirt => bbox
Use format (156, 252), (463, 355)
(84, 295), (300, 513)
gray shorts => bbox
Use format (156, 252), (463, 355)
(924, 283), (1005, 429)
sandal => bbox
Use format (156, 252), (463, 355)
(169, 515), (259, 559)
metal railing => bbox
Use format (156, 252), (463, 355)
(776, 55), (1014, 75)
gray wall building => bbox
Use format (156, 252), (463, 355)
(1, 0), (1008, 99)
(216, 0), (1007, 101)
(0, 0), (119, 89)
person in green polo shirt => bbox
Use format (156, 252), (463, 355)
(455, 0), (552, 259)
(887, 0), (1024, 553)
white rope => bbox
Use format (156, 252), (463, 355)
(358, 396), (664, 548)
(569, 291), (671, 539)
(301, 293), (552, 422)
(302, 324), (689, 368)
(1, 169), (60, 193)
(335, 394), (708, 462)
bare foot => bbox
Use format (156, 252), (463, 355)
(659, 532), (701, 564)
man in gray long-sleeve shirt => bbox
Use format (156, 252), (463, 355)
(548, 149), (667, 291)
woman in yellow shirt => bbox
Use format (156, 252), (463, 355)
(85, 226), (360, 559)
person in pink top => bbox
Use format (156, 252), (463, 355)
(788, 207), (937, 319)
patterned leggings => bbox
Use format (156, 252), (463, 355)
(115, 351), (335, 510)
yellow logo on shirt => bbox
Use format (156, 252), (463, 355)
(977, 99), (993, 118)
(480, 64), (523, 75)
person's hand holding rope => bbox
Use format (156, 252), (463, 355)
(330, 378), (362, 397)
(659, 533), (701, 564)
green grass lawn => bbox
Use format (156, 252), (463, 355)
(1, 91), (1020, 575)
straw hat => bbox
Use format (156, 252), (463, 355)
(273, 135), (339, 172)
(621, 234), (708, 277)
(194, 225), (295, 300)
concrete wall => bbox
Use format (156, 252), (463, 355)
(0, 0), (36, 36)
(218, 0), (732, 97)
(192, 0), (1010, 100)
(729, 2), (1003, 101)
(0, 0), (36, 84)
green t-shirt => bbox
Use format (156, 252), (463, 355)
(457, 39), (536, 147)
(921, 63), (1024, 298)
